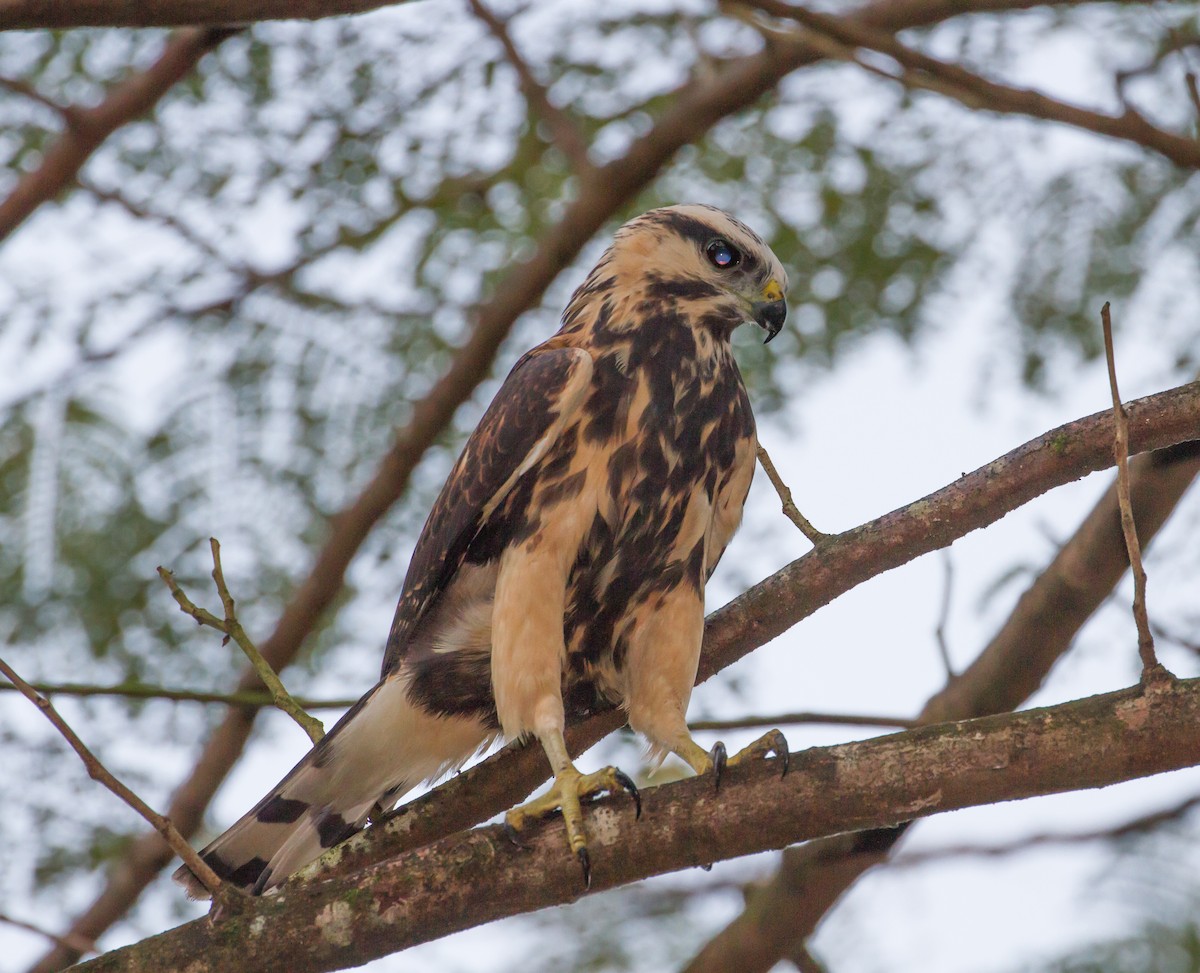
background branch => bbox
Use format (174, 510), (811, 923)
(748, 0), (1200, 170)
(0, 27), (237, 243)
(467, 0), (592, 173)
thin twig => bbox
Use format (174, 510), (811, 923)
(690, 710), (919, 732)
(0, 655), (224, 898)
(755, 443), (828, 544)
(466, 0), (592, 173)
(157, 542), (325, 743)
(0, 680), (361, 710)
(0, 913), (95, 956)
(1100, 302), (1166, 680)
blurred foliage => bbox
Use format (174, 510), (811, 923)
(1033, 922), (1200, 973)
(0, 0), (1198, 961)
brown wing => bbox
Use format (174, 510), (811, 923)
(381, 344), (592, 677)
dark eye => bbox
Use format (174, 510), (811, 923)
(705, 239), (741, 269)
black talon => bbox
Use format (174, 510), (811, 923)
(613, 768), (642, 820)
(577, 846), (592, 889)
(710, 741), (728, 793)
(502, 821), (530, 850)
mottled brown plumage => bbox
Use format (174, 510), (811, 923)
(174, 204), (788, 897)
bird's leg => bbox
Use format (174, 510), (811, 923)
(505, 729), (640, 887)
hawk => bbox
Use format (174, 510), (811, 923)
(175, 203), (789, 897)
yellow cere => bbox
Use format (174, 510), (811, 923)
(762, 278), (784, 302)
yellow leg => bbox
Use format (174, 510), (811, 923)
(505, 731), (640, 888)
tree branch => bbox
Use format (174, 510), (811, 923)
(746, 0), (1200, 170)
(755, 442), (828, 543)
(75, 676), (1200, 973)
(0, 27), (237, 243)
(684, 435), (1200, 972)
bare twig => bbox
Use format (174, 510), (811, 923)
(157, 542), (325, 744)
(467, 0), (592, 173)
(0, 656), (224, 898)
(1100, 302), (1166, 679)
(0, 680), (362, 710)
(690, 711), (919, 732)
(79, 177), (228, 262)
(0, 914), (95, 956)
(1152, 620), (1200, 655)
(755, 443), (828, 544)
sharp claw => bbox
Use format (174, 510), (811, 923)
(577, 846), (591, 889)
(502, 821), (529, 850)
(613, 768), (642, 819)
(710, 741), (728, 793)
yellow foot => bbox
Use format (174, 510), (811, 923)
(710, 728), (789, 792)
(505, 765), (641, 888)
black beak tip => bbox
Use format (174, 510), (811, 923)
(753, 300), (787, 344)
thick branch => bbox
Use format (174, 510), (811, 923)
(76, 676), (1200, 973)
(0, 28), (236, 242)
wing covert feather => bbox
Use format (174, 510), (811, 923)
(381, 345), (592, 676)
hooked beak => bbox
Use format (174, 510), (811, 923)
(752, 277), (786, 344)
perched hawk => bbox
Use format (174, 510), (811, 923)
(175, 204), (789, 897)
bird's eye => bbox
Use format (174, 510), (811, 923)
(705, 239), (741, 269)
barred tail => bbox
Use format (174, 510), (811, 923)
(173, 673), (493, 897)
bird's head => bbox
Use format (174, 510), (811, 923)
(605, 203), (789, 344)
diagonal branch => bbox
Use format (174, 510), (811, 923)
(0, 656), (224, 899)
(75, 675), (1200, 973)
(0, 27), (238, 243)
